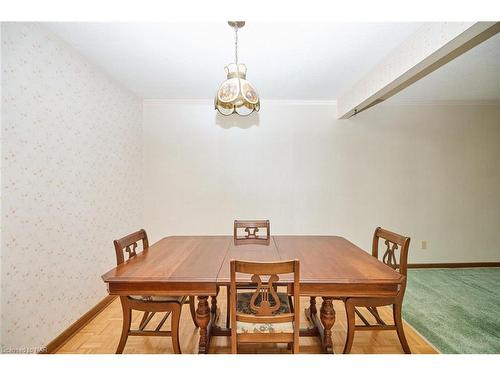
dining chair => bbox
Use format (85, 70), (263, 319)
(226, 219), (273, 328)
(113, 229), (197, 354)
(230, 259), (300, 354)
(342, 227), (411, 354)
(233, 219), (270, 245)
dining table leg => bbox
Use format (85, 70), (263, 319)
(196, 296), (211, 354)
(211, 286), (220, 319)
(211, 295), (217, 315)
(302, 296), (319, 336)
(309, 296), (317, 315)
(209, 285), (232, 338)
(320, 297), (336, 354)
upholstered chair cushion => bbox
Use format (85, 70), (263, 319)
(129, 295), (186, 303)
(236, 292), (294, 334)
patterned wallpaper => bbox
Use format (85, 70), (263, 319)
(1, 23), (142, 351)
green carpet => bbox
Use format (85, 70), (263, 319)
(403, 268), (500, 353)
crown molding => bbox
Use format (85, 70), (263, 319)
(142, 98), (337, 106)
(262, 99), (337, 106)
(142, 98), (500, 107)
(143, 98), (213, 105)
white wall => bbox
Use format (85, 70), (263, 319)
(143, 100), (500, 264)
(1, 23), (142, 351)
(2, 23), (500, 352)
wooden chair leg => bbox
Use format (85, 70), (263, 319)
(116, 297), (131, 354)
(287, 294), (295, 351)
(393, 303), (411, 354)
(226, 287), (231, 329)
(343, 301), (356, 354)
(230, 294), (237, 355)
(171, 304), (182, 354)
(293, 334), (300, 354)
(189, 296), (199, 327)
(231, 332), (237, 354)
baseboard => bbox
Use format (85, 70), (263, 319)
(409, 262), (500, 269)
(42, 295), (116, 354)
(402, 319), (441, 354)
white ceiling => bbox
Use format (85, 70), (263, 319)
(46, 22), (500, 102)
(46, 22), (424, 100)
(391, 32), (500, 102)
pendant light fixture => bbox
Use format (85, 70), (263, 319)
(215, 21), (260, 116)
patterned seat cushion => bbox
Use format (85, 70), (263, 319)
(236, 320), (295, 334)
(236, 292), (294, 334)
(129, 295), (186, 303)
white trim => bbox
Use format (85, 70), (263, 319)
(381, 99), (500, 107)
(263, 99), (337, 106)
(142, 98), (500, 107)
(142, 98), (213, 105)
(142, 98), (337, 106)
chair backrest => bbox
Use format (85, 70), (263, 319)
(372, 227), (410, 278)
(230, 260), (300, 326)
(113, 229), (149, 265)
(233, 220), (270, 245)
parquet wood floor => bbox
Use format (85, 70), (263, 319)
(56, 289), (438, 354)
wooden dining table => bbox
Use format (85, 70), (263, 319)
(101, 235), (404, 354)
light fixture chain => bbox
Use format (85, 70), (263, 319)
(234, 26), (238, 65)
(234, 25), (241, 95)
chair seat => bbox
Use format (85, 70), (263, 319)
(129, 295), (186, 303)
(236, 321), (295, 334)
(236, 292), (294, 334)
